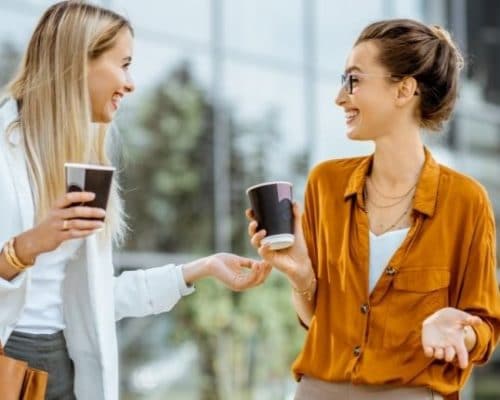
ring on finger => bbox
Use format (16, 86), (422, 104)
(62, 220), (69, 231)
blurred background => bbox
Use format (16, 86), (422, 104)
(0, 0), (498, 399)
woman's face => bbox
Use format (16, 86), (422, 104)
(335, 40), (401, 141)
(88, 28), (135, 123)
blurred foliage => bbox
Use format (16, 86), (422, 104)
(119, 62), (305, 400)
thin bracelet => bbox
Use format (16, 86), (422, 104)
(292, 275), (317, 302)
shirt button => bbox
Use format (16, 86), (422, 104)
(353, 346), (362, 357)
(385, 266), (397, 276)
(360, 303), (370, 314)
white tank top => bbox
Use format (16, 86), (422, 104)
(15, 238), (83, 334)
(368, 228), (409, 293)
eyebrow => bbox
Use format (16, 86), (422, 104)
(122, 56), (132, 62)
(345, 66), (362, 74)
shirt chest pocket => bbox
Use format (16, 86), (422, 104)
(382, 269), (450, 348)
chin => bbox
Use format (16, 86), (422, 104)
(91, 112), (113, 124)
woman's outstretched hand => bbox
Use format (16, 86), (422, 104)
(207, 253), (272, 291)
(421, 307), (481, 369)
(182, 253), (272, 291)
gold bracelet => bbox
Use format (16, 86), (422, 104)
(292, 275), (317, 302)
(10, 237), (34, 269)
(3, 242), (24, 271)
(2, 238), (32, 272)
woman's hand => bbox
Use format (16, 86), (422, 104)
(421, 307), (481, 369)
(246, 202), (314, 291)
(17, 191), (106, 263)
(207, 253), (272, 291)
(182, 253), (271, 291)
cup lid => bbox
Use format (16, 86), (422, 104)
(246, 181), (292, 194)
(64, 162), (116, 171)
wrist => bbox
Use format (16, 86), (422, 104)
(289, 259), (314, 290)
(16, 230), (42, 264)
(181, 257), (211, 285)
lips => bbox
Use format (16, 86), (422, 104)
(345, 109), (359, 124)
(111, 94), (122, 111)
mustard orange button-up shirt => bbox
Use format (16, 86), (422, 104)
(292, 148), (500, 398)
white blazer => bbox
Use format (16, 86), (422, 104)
(0, 98), (194, 400)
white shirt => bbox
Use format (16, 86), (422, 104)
(369, 228), (409, 292)
(16, 238), (83, 334)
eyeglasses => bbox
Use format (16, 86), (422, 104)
(341, 73), (394, 95)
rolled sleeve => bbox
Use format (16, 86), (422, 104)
(457, 192), (500, 365)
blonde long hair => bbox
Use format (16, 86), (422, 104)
(3, 1), (133, 244)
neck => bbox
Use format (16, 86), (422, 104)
(370, 128), (425, 187)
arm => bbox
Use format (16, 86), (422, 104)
(248, 202), (317, 328)
(0, 191), (105, 281)
(456, 191), (500, 364)
(422, 190), (500, 368)
(114, 254), (270, 321)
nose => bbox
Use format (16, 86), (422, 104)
(124, 71), (135, 93)
(335, 86), (347, 107)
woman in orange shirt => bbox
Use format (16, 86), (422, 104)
(248, 19), (500, 400)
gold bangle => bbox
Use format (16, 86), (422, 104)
(3, 238), (32, 271)
(10, 237), (34, 269)
(292, 275), (317, 302)
(3, 242), (24, 271)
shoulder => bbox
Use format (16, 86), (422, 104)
(307, 155), (368, 187)
(309, 156), (367, 180)
(438, 164), (491, 208)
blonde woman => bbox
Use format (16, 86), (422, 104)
(0, 2), (270, 399)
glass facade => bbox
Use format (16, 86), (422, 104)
(0, 1), (498, 398)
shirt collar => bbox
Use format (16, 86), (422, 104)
(343, 147), (440, 217)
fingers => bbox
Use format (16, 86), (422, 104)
(455, 339), (469, 369)
(433, 347), (445, 360)
(423, 346), (434, 358)
(61, 229), (100, 240)
(55, 192), (96, 209)
(61, 219), (104, 232)
(466, 316), (482, 327)
(248, 220), (258, 237)
(250, 228), (267, 249)
(292, 202), (303, 234)
(444, 345), (456, 363)
(245, 208), (255, 221)
(58, 206), (106, 221)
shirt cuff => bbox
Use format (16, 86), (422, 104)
(468, 320), (492, 364)
(0, 271), (27, 289)
(176, 264), (196, 296)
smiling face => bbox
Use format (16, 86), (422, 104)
(335, 40), (404, 141)
(87, 28), (135, 123)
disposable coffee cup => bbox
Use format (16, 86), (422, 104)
(246, 181), (294, 250)
(65, 163), (115, 221)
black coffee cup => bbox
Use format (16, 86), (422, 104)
(65, 163), (115, 221)
(246, 181), (294, 250)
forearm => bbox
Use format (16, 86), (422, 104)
(181, 256), (211, 285)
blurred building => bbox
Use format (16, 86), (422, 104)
(0, 1), (498, 399)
